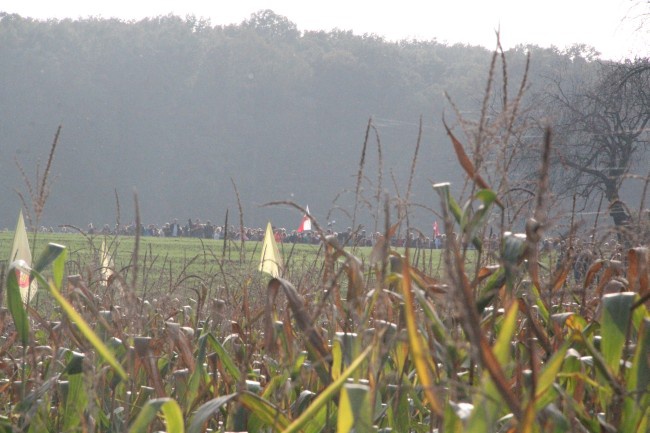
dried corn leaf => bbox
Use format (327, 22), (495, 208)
(443, 120), (504, 209)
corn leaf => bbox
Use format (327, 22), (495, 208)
(331, 337), (343, 381)
(238, 391), (291, 432)
(601, 292), (636, 372)
(282, 343), (374, 433)
(6, 262), (29, 345)
(129, 397), (184, 433)
(433, 183), (463, 226)
(535, 342), (569, 407)
(187, 394), (236, 433)
(621, 317), (650, 433)
(467, 302), (519, 431)
(203, 333), (241, 382)
(493, 302), (519, 366)
(337, 383), (372, 433)
(39, 270), (127, 380)
(62, 362), (87, 432)
(32, 242), (66, 275)
(399, 256), (443, 416)
(443, 402), (464, 433)
(460, 189), (497, 251)
(442, 120), (503, 208)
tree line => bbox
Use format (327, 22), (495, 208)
(0, 10), (647, 241)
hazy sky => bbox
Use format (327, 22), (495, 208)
(3, 1), (648, 60)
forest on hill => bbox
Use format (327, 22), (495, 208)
(0, 10), (645, 235)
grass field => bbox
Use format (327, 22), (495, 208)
(0, 231), (457, 308)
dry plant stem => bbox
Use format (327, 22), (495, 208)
(131, 190), (146, 334)
(592, 193), (604, 240)
(404, 116), (423, 233)
(114, 188), (121, 229)
(230, 177), (246, 263)
(519, 298), (553, 357)
(502, 53), (530, 150)
(132, 191), (140, 291)
(373, 124), (383, 235)
(222, 208), (229, 258)
(37, 125), (61, 217)
(353, 118), (372, 230)
(390, 171), (405, 242)
(638, 169), (650, 224)
(476, 49), (498, 162)
(498, 37), (508, 110)
(528, 128), (552, 290)
(14, 169), (33, 227)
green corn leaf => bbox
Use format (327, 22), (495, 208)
(261, 372), (289, 401)
(467, 302), (519, 432)
(626, 317), (650, 402)
(186, 331), (210, 413)
(434, 182), (486, 250)
(460, 189), (497, 251)
(400, 257), (443, 416)
(601, 292), (636, 372)
(337, 383), (372, 433)
(621, 317), (650, 433)
(502, 232), (527, 291)
(187, 394), (237, 433)
(33, 242), (66, 275)
(414, 287), (450, 347)
(63, 365), (87, 432)
(529, 283), (550, 324)
(51, 243), (67, 289)
(129, 397), (184, 433)
(502, 232), (527, 267)
(203, 333), (241, 382)
(477, 267), (505, 314)
(535, 342), (570, 408)
(0, 416), (12, 433)
(129, 386), (156, 423)
(292, 351), (308, 377)
(433, 183), (463, 225)
(494, 302), (519, 366)
(331, 337), (343, 381)
(63, 350), (85, 375)
(303, 404), (331, 433)
(6, 262), (30, 345)
(239, 391), (291, 432)
(443, 401), (464, 433)
(283, 344), (374, 433)
(40, 271), (127, 380)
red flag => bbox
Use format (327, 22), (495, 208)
(297, 206), (312, 233)
(433, 220), (440, 237)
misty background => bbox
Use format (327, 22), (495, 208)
(0, 11), (643, 234)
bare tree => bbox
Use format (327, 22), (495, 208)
(548, 59), (650, 231)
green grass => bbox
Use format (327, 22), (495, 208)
(0, 231), (457, 306)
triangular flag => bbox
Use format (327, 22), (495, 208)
(259, 222), (283, 278)
(99, 239), (115, 287)
(9, 210), (38, 302)
(297, 205), (312, 233)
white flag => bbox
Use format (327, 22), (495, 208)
(297, 205), (312, 233)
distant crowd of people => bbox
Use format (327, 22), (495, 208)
(21, 216), (637, 291)
(30, 220), (628, 269)
(34, 218), (456, 248)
